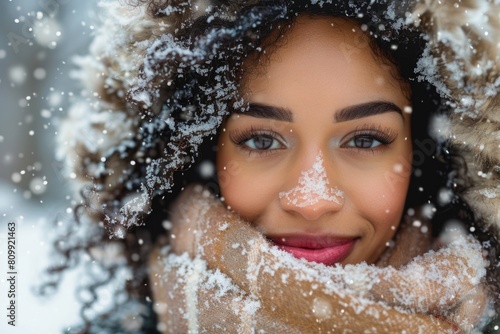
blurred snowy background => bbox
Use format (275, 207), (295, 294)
(1, 1), (98, 333)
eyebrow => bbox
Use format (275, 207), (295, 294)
(237, 103), (294, 122)
(334, 101), (403, 122)
(237, 101), (402, 123)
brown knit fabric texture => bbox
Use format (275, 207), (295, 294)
(149, 186), (488, 333)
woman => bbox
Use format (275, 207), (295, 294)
(54, 0), (500, 333)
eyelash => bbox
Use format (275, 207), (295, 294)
(228, 124), (398, 155)
(341, 125), (398, 153)
(229, 127), (286, 155)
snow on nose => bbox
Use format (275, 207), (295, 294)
(279, 151), (344, 207)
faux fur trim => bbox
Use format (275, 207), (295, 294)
(412, 0), (500, 236)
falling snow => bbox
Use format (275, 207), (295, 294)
(2, 0), (500, 333)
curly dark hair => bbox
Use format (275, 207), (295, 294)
(43, 1), (499, 332)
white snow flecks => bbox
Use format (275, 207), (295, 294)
(478, 188), (499, 199)
(429, 113), (452, 142)
(279, 152), (344, 207)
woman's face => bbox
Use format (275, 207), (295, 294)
(217, 16), (413, 265)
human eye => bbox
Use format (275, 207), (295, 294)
(345, 136), (383, 149)
(229, 127), (287, 153)
(342, 125), (397, 151)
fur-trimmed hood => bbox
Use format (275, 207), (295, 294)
(58, 0), (500, 238)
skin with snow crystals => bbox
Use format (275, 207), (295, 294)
(217, 16), (413, 265)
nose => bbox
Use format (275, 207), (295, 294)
(279, 151), (344, 221)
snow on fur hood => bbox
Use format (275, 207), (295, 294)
(58, 0), (500, 238)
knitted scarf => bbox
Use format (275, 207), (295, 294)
(149, 185), (489, 333)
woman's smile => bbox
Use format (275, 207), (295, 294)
(268, 234), (358, 265)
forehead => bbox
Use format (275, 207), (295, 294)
(240, 15), (409, 111)
(243, 16), (378, 77)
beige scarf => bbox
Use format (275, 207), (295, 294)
(149, 185), (488, 333)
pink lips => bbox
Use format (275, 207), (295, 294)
(269, 235), (356, 266)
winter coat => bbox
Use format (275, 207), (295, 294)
(58, 0), (500, 333)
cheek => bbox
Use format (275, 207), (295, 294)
(346, 163), (411, 265)
(349, 160), (411, 234)
(368, 143), (413, 231)
(217, 149), (280, 222)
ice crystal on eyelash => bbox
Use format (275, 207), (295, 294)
(279, 152), (344, 207)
